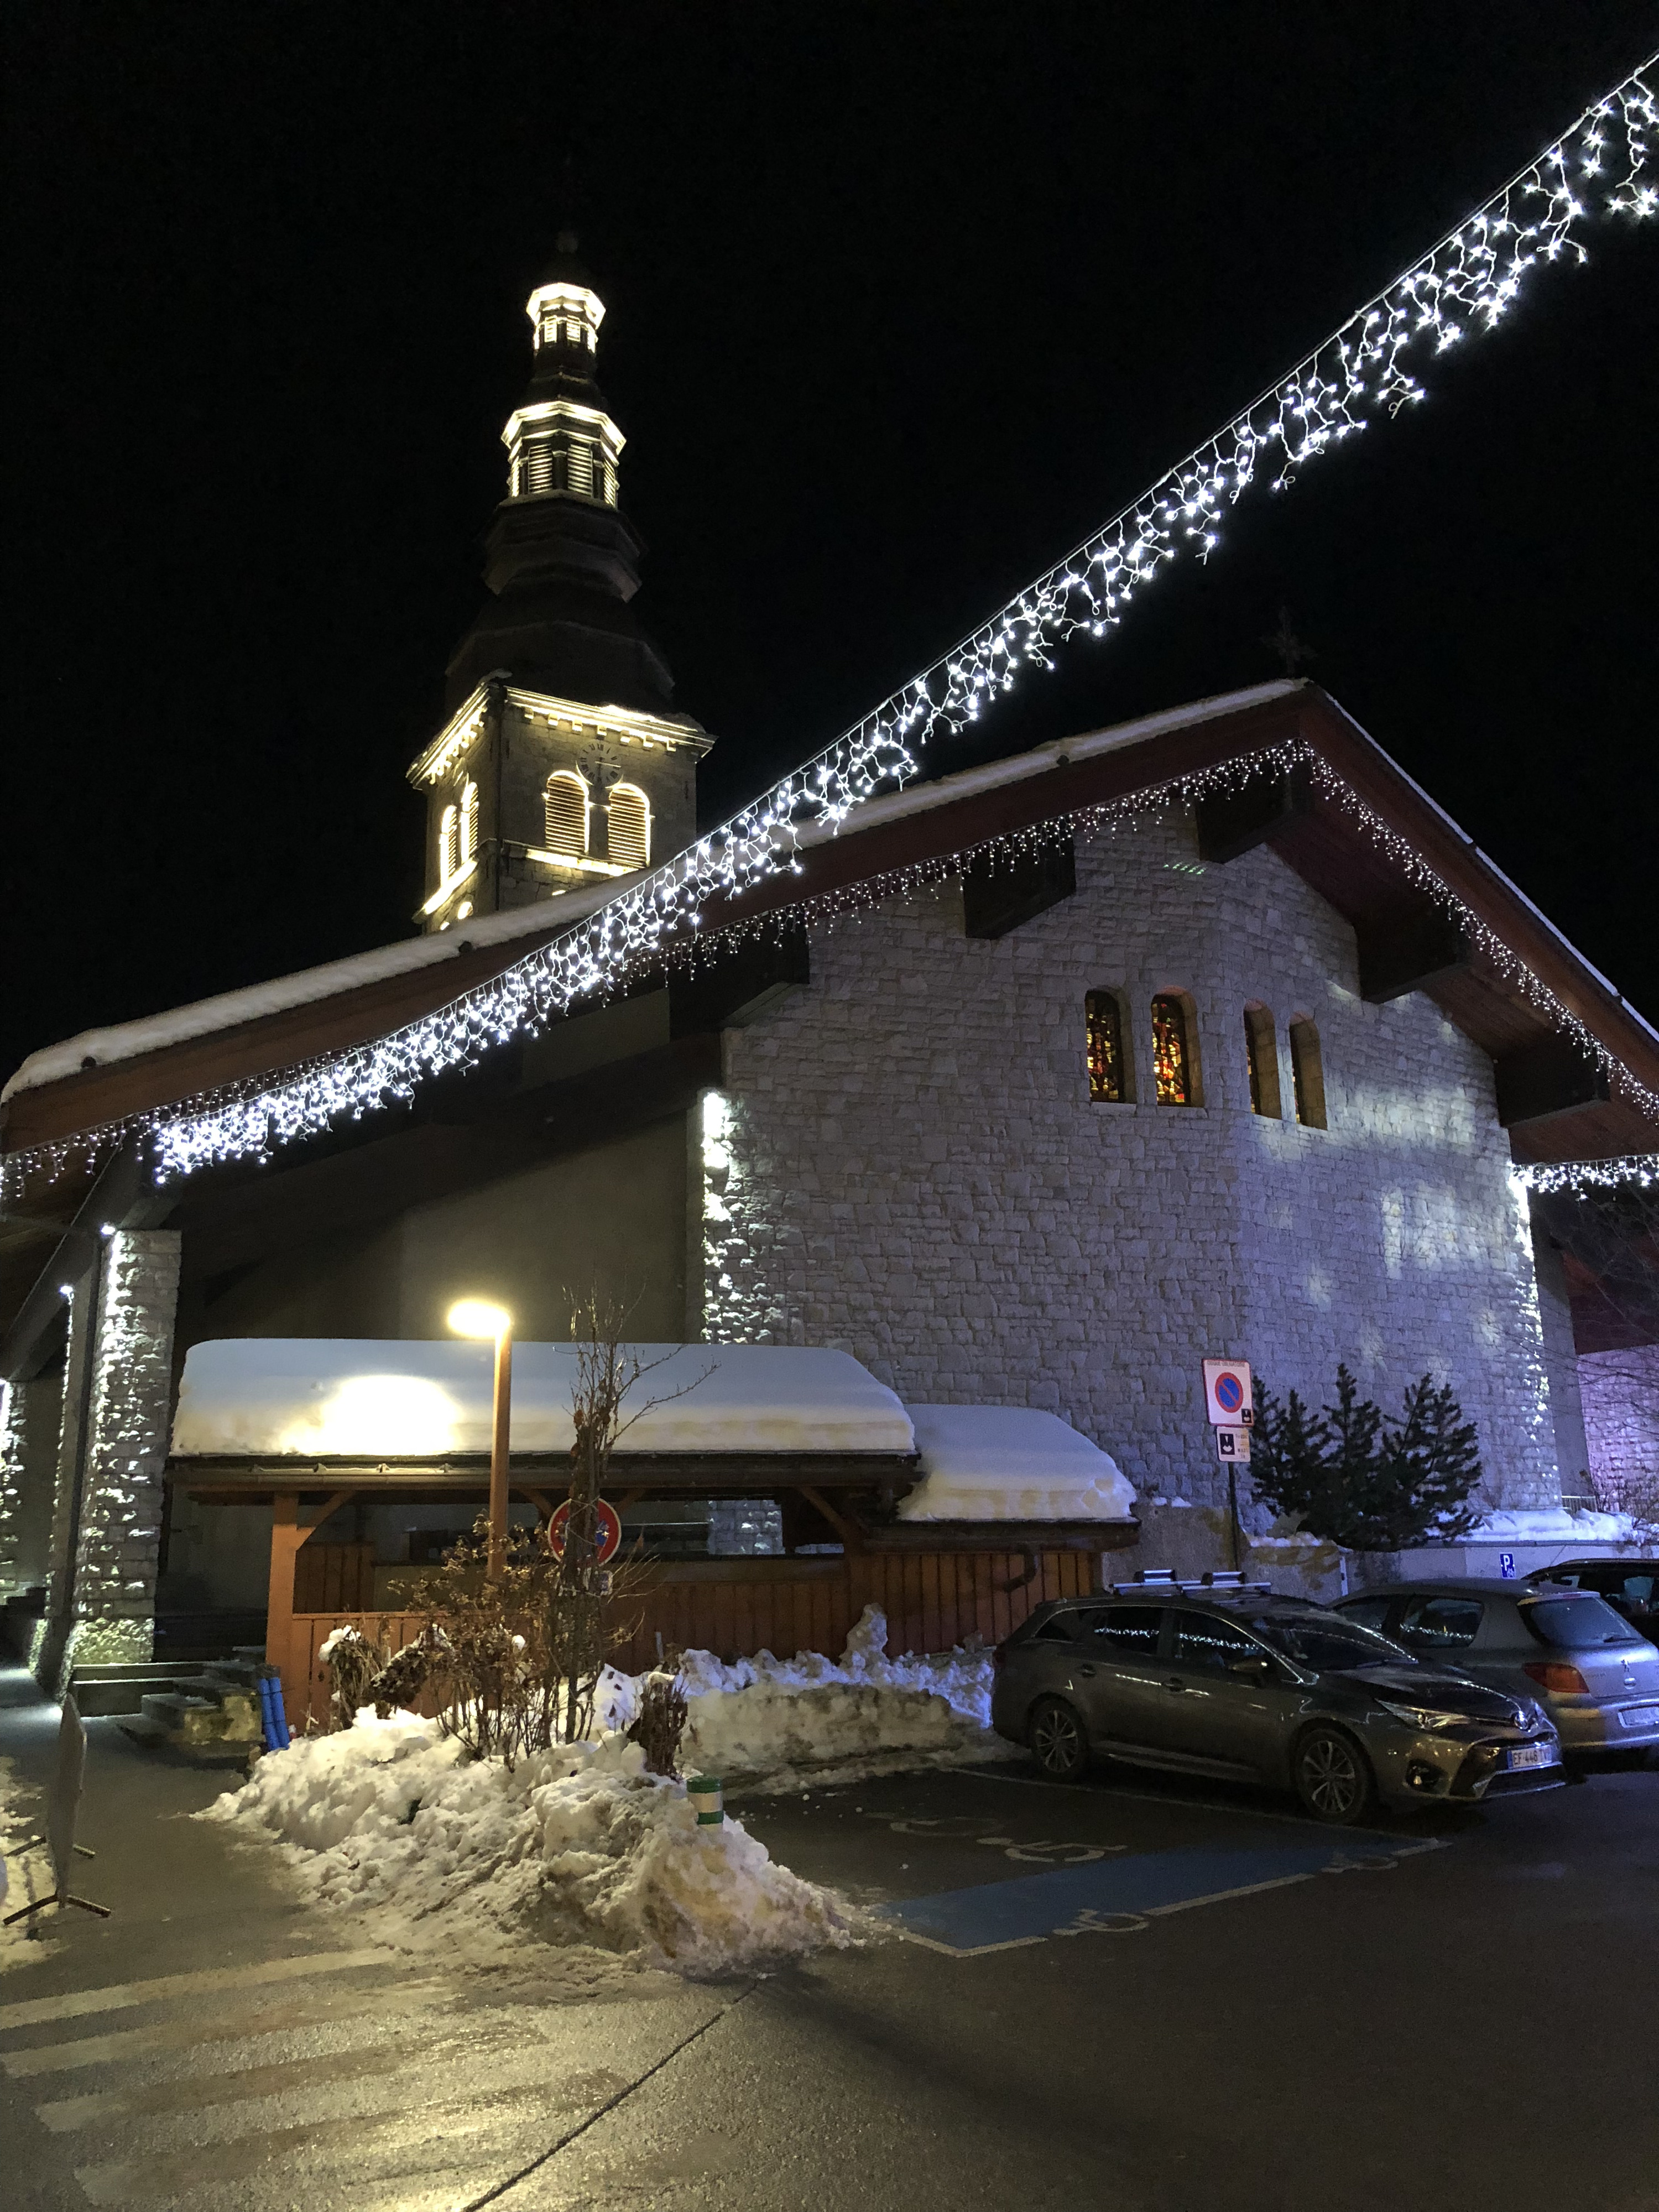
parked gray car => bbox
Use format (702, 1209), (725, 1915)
(991, 1588), (1562, 1823)
(1335, 1577), (1659, 1756)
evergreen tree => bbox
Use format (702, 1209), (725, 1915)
(1251, 1365), (1483, 1550)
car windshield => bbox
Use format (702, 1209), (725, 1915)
(1248, 1613), (1412, 1671)
(1521, 1594), (1646, 1650)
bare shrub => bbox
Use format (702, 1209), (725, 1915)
(318, 1624), (386, 1731)
(627, 1662), (689, 1777)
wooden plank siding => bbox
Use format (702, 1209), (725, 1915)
(272, 1548), (1103, 1730)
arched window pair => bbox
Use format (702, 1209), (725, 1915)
(1243, 1005), (1327, 1128)
(438, 782), (478, 882)
(542, 773), (650, 870)
(1085, 990), (1201, 1106)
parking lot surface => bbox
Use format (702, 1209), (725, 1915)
(5, 1676), (1657, 2212)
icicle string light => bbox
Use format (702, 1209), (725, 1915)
(1516, 1155), (1659, 1194)
(4, 51), (1655, 1193)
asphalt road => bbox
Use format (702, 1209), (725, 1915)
(3, 1665), (1656, 2212)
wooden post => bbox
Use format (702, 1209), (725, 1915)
(488, 1326), (513, 1578)
(266, 1489), (357, 1732)
(267, 1493), (304, 1724)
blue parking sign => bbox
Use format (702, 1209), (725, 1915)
(1498, 1551), (1516, 1580)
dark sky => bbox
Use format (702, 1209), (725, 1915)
(5, 3), (1657, 1089)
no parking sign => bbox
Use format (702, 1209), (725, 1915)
(1202, 1359), (1254, 1427)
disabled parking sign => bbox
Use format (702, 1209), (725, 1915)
(1202, 1359), (1253, 1427)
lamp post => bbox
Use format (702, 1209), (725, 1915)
(447, 1300), (513, 1578)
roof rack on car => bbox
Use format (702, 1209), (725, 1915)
(1107, 1568), (1274, 1597)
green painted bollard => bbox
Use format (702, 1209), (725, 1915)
(687, 1775), (724, 1826)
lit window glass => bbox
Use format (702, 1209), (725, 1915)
(1151, 994), (1192, 1105)
(1086, 991), (1125, 1103)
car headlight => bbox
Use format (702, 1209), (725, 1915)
(1374, 1698), (1464, 1732)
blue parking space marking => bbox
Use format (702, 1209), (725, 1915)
(882, 1839), (1446, 1956)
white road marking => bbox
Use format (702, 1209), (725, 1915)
(0, 1948), (385, 2031)
(1, 1975), (455, 2078)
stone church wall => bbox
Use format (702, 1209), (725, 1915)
(704, 802), (1566, 1515)
(1578, 1345), (1659, 1507)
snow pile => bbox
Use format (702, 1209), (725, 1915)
(206, 1715), (849, 1973)
(897, 1404), (1136, 1522)
(1463, 1507), (1636, 1545)
(172, 1338), (914, 1458)
(637, 1606), (1008, 1786)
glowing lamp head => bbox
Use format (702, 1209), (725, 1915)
(447, 1299), (512, 1340)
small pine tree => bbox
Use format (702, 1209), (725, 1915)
(1251, 1364), (1483, 1550)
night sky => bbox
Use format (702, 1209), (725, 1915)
(6, 4), (1656, 1091)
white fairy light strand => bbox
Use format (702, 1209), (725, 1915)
(1516, 1154), (1659, 1194)
(4, 50), (1655, 1193)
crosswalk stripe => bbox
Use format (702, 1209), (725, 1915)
(2, 1975), (455, 2078)
(0, 1948), (386, 2031)
(72, 2083), (553, 2208)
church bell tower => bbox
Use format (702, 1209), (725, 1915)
(409, 235), (713, 932)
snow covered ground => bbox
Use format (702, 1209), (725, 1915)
(205, 1609), (1008, 1974)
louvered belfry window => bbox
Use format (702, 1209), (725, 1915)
(1086, 991), (1125, 1103)
(439, 803), (460, 881)
(524, 439), (555, 494)
(607, 784), (650, 873)
(460, 781), (478, 863)
(1151, 993), (1193, 1105)
(544, 771), (588, 856)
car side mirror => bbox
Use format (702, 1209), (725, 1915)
(1229, 1655), (1271, 1678)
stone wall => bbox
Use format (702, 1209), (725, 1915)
(705, 803), (1566, 1516)
(0, 1372), (62, 1601)
(1579, 1345), (1659, 1506)
(67, 1230), (182, 1669)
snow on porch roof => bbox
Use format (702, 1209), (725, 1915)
(168, 1340), (1141, 1525)
(171, 1339), (917, 1459)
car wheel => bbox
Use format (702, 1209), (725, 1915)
(1028, 1697), (1090, 1781)
(1293, 1725), (1374, 1824)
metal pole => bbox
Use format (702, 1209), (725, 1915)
(488, 1324), (513, 1578)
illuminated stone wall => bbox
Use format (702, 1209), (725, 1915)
(705, 803), (1570, 1514)
(67, 1230), (182, 1668)
(1579, 1346), (1659, 1504)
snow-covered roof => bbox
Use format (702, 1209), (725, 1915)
(1, 683), (1296, 1107)
(171, 1339), (916, 1458)
(896, 1405), (1136, 1523)
(172, 1340), (1140, 1525)
(1, 870), (633, 1104)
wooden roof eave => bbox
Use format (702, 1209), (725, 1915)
(173, 1450), (925, 1503)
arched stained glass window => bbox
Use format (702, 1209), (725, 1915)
(1086, 990), (1128, 1103)
(1151, 993), (1197, 1106)
(544, 770), (588, 856)
(1243, 1004), (1281, 1118)
(1290, 1018), (1328, 1128)
(608, 782), (650, 872)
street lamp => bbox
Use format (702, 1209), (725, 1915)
(447, 1299), (513, 1578)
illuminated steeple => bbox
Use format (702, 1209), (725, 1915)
(445, 233), (675, 714)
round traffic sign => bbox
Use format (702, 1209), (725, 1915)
(546, 1498), (622, 1567)
(1215, 1371), (1245, 1415)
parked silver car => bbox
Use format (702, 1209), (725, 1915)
(1335, 1577), (1659, 1756)
(990, 1588), (1562, 1823)
(1523, 1559), (1659, 1646)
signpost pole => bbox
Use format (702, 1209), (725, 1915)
(488, 1323), (513, 1580)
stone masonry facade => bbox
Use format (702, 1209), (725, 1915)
(0, 1378), (30, 1599)
(68, 1229), (182, 1668)
(702, 802), (1567, 1515)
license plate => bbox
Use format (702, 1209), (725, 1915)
(1618, 1704), (1659, 1731)
(1507, 1742), (1557, 1770)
